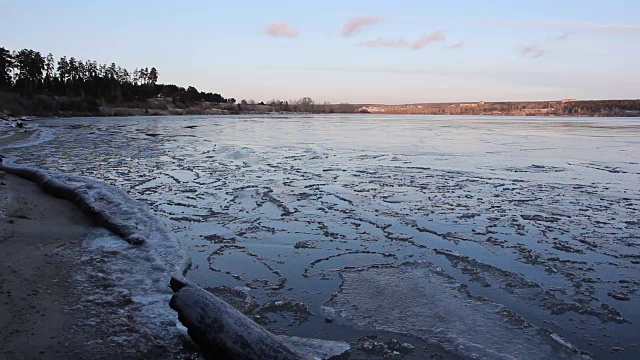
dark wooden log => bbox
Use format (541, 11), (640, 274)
(170, 281), (308, 360)
(169, 276), (350, 360)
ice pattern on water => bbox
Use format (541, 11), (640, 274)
(328, 262), (590, 359)
(3, 115), (640, 359)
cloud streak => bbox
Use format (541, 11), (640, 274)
(445, 41), (464, 49)
(360, 31), (446, 50)
(550, 32), (571, 41)
(469, 19), (640, 31)
(341, 16), (383, 37)
(264, 22), (299, 38)
(521, 45), (545, 59)
(532, 20), (640, 30)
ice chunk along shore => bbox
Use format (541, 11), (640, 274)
(0, 161), (188, 274)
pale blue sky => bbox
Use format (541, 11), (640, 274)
(1, 0), (638, 103)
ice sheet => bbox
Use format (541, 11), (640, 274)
(3, 114), (639, 359)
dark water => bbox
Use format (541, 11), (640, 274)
(5, 115), (639, 359)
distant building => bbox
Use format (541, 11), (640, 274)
(562, 98), (577, 103)
(459, 101), (484, 107)
(357, 106), (385, 113)
(525, 108), (553, 114)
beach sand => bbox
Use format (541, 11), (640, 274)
(0, 171), (96, 359)
(0, 128), (124, 359)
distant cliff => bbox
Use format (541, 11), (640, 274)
(357, 100), (640, 117)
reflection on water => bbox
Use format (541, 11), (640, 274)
(6, 115), (640, 359)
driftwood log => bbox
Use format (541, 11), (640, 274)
(169, 277), (349, 360)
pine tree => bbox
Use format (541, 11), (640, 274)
(0, 47), (13, 87)
(148, 67), (158, 85)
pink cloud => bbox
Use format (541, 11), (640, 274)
(359, 31), (446, 50)
(264, 22), (299, 38)
(410, 32), (446, 49)
(521, 45), (545, 59)
(445, 41), (464, 49)
(341, 16), (384, 37)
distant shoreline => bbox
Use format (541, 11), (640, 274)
(3, 112), (639, 122)
(356, 99), (640, 117)
(3, 95), (639, 119)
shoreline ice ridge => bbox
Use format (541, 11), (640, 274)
(0, 160), (190, 275)
(0, 134), (194, 356)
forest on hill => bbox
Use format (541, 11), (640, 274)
(0, 46), (357, 117)
(1, 46), (637, 118)
(0, 46), (232, 116)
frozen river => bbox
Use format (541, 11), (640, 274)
(5, 114), (639, 359)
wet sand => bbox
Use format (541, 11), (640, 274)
(0, 173), (166, 360)
(0, 171), (96, 359)
(0, 129), (127, 359)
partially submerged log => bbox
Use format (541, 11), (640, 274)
(169, 277), (350, 360)
(170, 276), (307, 360)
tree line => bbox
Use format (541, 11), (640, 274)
(0, 46), (229, 106)
(237, 97), (356, 113)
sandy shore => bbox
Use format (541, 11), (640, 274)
(0, 171), (96, 359)
(0, 128), (122, 360)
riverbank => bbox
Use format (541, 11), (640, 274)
(0, 127), (136, 359)
(0, 93), (357, 118)
(0, 173), (196, 360)
(0, 171), (96, 359)
(0, 130), (198, 360)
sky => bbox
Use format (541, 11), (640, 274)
(0, 0), (638, 104)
